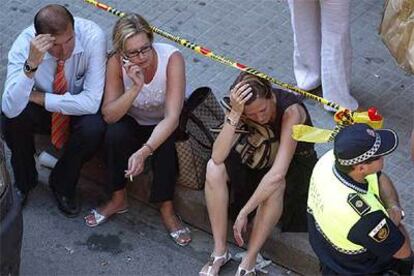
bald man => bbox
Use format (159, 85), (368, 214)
(2, 4), (107, 217)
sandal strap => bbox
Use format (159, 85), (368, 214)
(169, 227), (190, 239)
(199, 250), (231, 276)
(209, 250), (231, 266)
(169, 214), (190, 239)
(236, 266), (256, 276)
(170, 226), (192, 247)
(90, 209), (106, 225)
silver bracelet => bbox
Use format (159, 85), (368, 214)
(143, 143), (154, 155)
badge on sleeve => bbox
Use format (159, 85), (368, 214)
(369, 218), (389, 242)
(347, 193), (371, 216)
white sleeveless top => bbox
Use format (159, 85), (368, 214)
(124, 43), (179, 125)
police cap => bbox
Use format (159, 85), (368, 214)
(334, 123), (398, 166)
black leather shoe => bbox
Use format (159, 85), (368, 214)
(50, 187), (80, 218)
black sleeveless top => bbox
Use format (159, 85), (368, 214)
(270, 88), (314, 154)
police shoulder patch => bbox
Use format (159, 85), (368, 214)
(347, 193), (371, 216)
(368, 218), (389, 243)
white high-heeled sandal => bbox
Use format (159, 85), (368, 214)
(199, 250), (232, 276)
(235, 265), (256, 276)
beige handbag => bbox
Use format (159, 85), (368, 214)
(175, 87), (224, 190)
(379, 0), (414, 74)
(175, 137), (207, 190)
(234, 120), (279, 170)
(216, 97), (280, 170)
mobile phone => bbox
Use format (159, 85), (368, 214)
(122, 57), (129, 65)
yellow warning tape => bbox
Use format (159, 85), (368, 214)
(85, 0), (384, 142)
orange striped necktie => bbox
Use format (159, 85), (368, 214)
(51, 60), (70, 150)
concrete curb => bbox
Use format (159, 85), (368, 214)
(34, 135), (319, 275)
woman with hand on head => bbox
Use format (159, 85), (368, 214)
(199, 72), (317, 276)
(84, 13), (191, 246)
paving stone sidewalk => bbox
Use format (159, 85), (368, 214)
(1, 0), (413, 263)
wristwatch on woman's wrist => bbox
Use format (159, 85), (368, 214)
(226, 116), (238, 127)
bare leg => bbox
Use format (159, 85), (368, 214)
(160, 200), (179, 230)
(205, 159), (230, 254)
(199, 159), (231, 275)
(240, 183), (285, 270)
(84, 188), (128, 226)
(96, 188), (128, 216)
(160, 200), (191, 245)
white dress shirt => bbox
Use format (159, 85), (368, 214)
(2, 17), (107, 118)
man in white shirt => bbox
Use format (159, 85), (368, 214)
(1, 4), (107, 217)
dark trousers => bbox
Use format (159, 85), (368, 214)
(1, 102), (106, 198)
(320, 253), (414, 275)
(226, 149), (318, 232)
(105, 115), (177, 203)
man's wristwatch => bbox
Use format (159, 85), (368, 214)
(23, 60), (38, 74)
(390, 205), (405, 220)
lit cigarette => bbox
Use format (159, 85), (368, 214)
(129, 175), (133, 182)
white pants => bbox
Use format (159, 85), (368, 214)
(288, 0), (358, 110)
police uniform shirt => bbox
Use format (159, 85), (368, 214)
(307, 168), (404, 274)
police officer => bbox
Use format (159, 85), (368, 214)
(307, 123), (413, 275)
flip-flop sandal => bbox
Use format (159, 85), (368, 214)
(199, 250), (232, 276)
(169, 226), (192, 246)
(84, 208), (128, 227)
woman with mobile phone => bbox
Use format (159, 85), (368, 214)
(84, 13), (191, 247)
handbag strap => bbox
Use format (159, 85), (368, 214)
(179, 86), (224, 148)
(178, 87), (211, 134)
(187, 112), (215, 146)
(186, 87), (212, 112)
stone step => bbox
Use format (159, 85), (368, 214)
(79, 156), (320, 275)
(35, 135), (319, 275)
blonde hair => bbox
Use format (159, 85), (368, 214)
(112, 13), (154, 53)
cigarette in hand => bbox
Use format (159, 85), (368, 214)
(129, 175), (133, 182)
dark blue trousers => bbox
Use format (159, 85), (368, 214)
(1, 102), (106, 198)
